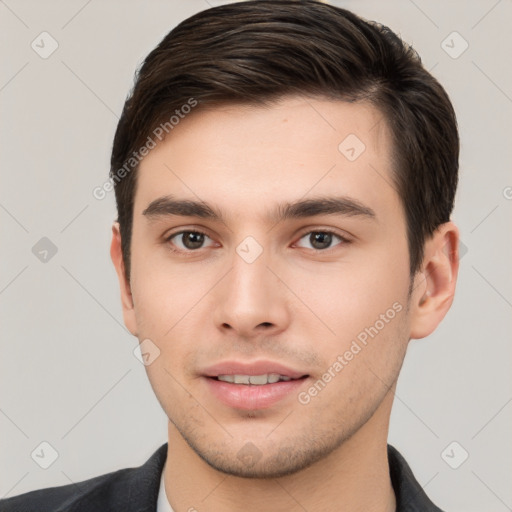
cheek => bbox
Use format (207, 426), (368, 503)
(291, 249), (411, 390)
(130, 257), (212, 334)
(294, 250), (409, 339)
(129, 264), (213, 386)
(307, 303), (409, 412)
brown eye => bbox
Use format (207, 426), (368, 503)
(166, 230), (213, 251)
(310, 232), (333, 250)
(181, 232), (205, 249)
(295, 230), (347, 251)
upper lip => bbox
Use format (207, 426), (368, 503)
(201, 360), (308, 379)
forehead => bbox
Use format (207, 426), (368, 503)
(133, 95), (399, 223)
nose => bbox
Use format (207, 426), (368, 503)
(212, 244), (291, 339)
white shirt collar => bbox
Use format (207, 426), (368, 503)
(156, 467), (175, 512)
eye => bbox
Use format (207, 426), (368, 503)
(165, 230), (216, 252)
(295, 230), (348, 251)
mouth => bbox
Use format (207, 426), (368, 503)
(201, 361), (310, 410)
(214, 373), (305, 385)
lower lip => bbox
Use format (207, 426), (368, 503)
(204, 377), (307, 410)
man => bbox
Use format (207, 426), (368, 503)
(0, 0), (459, 510)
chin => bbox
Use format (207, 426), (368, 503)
(185, 432), (350, 479)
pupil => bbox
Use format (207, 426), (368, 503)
(184, 232), (204, 249)
(311, 232), (331, 249)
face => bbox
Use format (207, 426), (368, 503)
(114, 96), (419, 478)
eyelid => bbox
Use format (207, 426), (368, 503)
(164, 226), (352, 254)
(293, 227), (351, 250)
(294, 226), (352, 241)
(164, 228), (211, 241)
(164, 228), (216, 248)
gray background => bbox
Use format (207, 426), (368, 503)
(1, 0), (511, 510)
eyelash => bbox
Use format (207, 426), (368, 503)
(164, 228), (351, 255)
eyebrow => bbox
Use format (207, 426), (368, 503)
(142, 194), (376, 224)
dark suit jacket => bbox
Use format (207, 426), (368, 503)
(0, 443), (444, 511)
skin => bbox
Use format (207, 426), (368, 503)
(111, 95), (459, 512)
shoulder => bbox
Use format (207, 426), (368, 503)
(0, 443), (167, 512)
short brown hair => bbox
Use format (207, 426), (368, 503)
(110, 0), (459, 281)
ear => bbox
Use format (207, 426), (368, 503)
(110, 222), (138, 336)
(409, 221), (460, 340)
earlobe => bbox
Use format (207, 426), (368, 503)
(409, 221), (460, 340)
(110, 222), (138, 336)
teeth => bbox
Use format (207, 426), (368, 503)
(249, 374), (268, 385)
(217, 373), (291, 385)
(266, 374), (281, 384)
(217, 375), (235, 383)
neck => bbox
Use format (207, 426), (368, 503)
(164, 393), (396, 512)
